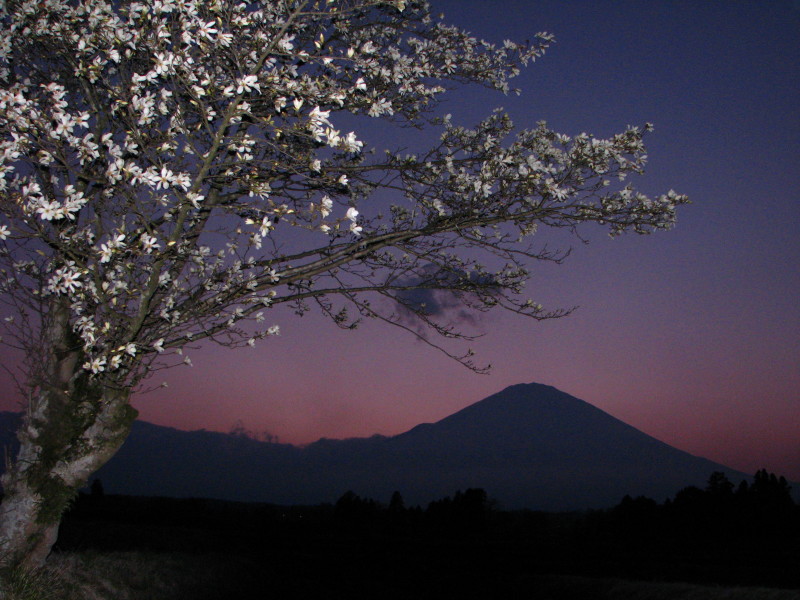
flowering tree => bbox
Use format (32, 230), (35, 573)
(0, 0), (687, 571)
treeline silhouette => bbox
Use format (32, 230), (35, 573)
(591, 470), (798, 587)
(611, 469), (796, 539)
(332, 487), (493, 538)
(56, 470), (799, 591)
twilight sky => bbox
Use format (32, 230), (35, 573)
(1, 1), (798, 482)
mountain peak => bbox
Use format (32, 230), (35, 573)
(0, 385), (751, 510)
(417, 381), (616, 438)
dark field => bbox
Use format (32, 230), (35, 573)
(39, 477), (800, 600)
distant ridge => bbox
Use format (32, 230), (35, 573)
(0, 383), (756, 510)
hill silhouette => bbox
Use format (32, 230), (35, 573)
(0, 382), (751, 510)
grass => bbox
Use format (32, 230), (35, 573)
(2, 551), (797, 600)
(0, 562), (70, 600)
(57, 551), (266, 600)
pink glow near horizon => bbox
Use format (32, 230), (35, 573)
(1, 1), (798, 483)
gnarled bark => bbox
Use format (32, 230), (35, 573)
(0, 300), (136, 571)
(0, 391), (134, 571)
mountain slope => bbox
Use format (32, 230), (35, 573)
(369, 383), (743, 508)
(0, 383), (751, 510)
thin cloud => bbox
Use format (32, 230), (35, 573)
(390, 265), (498, 335)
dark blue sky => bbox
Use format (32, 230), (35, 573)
(1, 1), (798, 480)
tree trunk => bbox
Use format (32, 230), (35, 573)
(0, 300), (137, 571)
(0, 471), (64, 571)
(0, 389), (135, 571)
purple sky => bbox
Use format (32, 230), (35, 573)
(2, 1), (798, 482)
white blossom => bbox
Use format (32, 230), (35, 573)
(84, 356), (107, 374)
(309, 106), (330, 123)
(36, 200), (61, 221)
(320, 196), (333, 217)
(236, 75), (260, 95)
(258, 217), (273, 237)
(186, 192), (204, 208)
(196, 21), (218, 41)
(141, 234), (160, 253)
(342, 132), (362, 153)
(153, 166), (173, 190)
(278, 35), (295, 52)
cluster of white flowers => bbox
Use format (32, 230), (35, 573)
(98, 234), (126, 264)
(0, 0), (685, 384)
(47, 262), (83, 295)
(305, 105), (363, 153)
(21, 184), (88, 222)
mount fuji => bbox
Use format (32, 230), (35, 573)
(0, 383), (748, 510)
